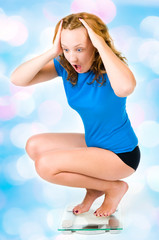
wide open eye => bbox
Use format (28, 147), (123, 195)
(77, 48), (82, 52)
(63, 48), (69, 52)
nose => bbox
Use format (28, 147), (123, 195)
(69, 51), (78, 63)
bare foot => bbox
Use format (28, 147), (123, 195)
(73, 189), (104, 215)
(94, 181), (128, 217)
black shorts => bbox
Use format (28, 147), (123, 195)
(116, 145), (141, 171)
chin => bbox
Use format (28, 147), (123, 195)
(82, 67), (91, 73)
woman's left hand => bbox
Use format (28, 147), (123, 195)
(79, 18), (105, 49)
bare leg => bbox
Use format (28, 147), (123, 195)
(25, 132), (87, 160)
(26, 133), (104, 213)
(33, 147), (134, 216)
(38, 170), (128, 217)
(73, 189), (104, 214)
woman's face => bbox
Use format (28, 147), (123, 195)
(61, 27), (95, 73)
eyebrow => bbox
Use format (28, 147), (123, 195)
(61, 43), (84, 48)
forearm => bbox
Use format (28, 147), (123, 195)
(10, 48), (57, 86)
(97, 42), (136, 97)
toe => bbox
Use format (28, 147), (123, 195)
(73, 205), (81, 214)
(101, 212), (105, 217)
(103, 213), (108, 217)
(95, 211), (101, 217)
(95, 207), (109, 217)
(100, 211), (106, 217)
(74, 210), (79, 215)
(95, 207), (101, 214)
(94, 210), (99, 216)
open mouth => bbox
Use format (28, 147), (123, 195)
(73, 65), (82, 72)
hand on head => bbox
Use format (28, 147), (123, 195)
(52, 20), (63, 58)
(79, 18), (105, 50)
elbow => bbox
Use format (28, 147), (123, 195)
(10, 76), (18, 86)
(10, 73), (26, 87)
(116, 86), (136, 98)
(10, 72), (19, 86)
(115, 78), (136, 98)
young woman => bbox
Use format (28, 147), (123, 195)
(11, 12), (141, 217)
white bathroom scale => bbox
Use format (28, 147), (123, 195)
(58, 204), (123, 235)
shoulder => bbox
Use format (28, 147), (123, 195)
(53, 58), (64, 76)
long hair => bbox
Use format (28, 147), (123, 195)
(53, 12), (127, 87)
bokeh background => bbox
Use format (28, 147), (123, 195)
(0, 0), (159, 239)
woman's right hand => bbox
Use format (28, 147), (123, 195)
(52, 20), (63, 58)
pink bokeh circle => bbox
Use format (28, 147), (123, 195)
(0, 96), (16, 120)
(70, 0), (116, 24)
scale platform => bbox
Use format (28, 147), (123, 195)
(58, 204), (123, 235)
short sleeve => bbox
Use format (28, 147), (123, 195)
(53, 58), (64, 77)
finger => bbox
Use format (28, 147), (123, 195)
(57, 20), (63, 37)
(54, 20), (63, 44)
(79, 18), (91, 31)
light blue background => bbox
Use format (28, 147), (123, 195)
(0, 0), (159, 239)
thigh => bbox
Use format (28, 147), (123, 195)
(38, 147), (135, 181)
(26, 132), (87, 160)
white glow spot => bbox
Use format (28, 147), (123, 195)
(38, 100), (63, 126)
(3, 208), (27, 235)
(29, 208), (49, 228)
(146, 78), (159, 99)
(127, 102), (145, 128)
(55, 235), (76, 240)
(31, 122), (49, 133)
(16, 154), (37, 179)
(137, 120), (159, 148)
(10, 83), (35, 95)
(4, 160), (26, 185)
(0, 12), (28, 46)
(140, 16), (159, 40)
(11, 91), (35, 117)
(19, 222), (44, 240)
(125, 37), (145, 62)
(43, 184), (67, 208)
(10, 123), (34, 149)
(138, 39), (159, 74)
(40, 27), (55, 49)
(10, 122), (48, 148)
(129, 180), (145, 195)
(47, 210), (55, 230)
(110, 25), (137, 54)
(146, 165), (159, 192)
(27, 235), (49, 240)
(126, 171), (145, 196)
(125, 213), (151, 239)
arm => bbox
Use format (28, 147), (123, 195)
(11, 49), (58, 86)
(11, 21), (63, 86)
(96, 42), (136, 97)
(79, 19), (136, 97)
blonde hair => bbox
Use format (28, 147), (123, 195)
(53, 12), (127, 87)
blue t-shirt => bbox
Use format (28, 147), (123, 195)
(54, 58), (138, 153)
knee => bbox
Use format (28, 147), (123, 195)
(34, 154), (55, 181)
(34, 156), (46, 180)
(35, 151), (62, 182)
(25, 134), (40, 160)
